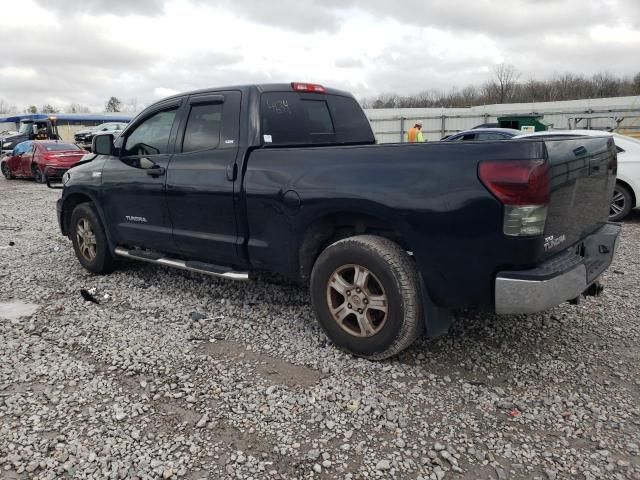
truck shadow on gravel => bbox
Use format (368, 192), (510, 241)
(396, 308), (582, 385)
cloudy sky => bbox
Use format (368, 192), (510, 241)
(1, 0), (639, 112)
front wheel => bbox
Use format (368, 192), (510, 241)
(609, 183), (633, 222)
(1, 162), (13, 179)
(70, 203), (116, 274)
(310, 235), (423, 360)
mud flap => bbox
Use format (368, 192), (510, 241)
(419, 275), (453, 337)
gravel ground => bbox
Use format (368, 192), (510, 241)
(0, 179), (639, 480)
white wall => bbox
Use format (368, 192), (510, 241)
(365, 95), (640, 142)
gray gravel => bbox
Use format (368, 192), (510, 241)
(1, 179), (639, 480)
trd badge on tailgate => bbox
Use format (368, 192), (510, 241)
(544, 234), (566, 251)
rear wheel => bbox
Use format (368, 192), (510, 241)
(609, 183), (633, 222)
(31, 164), (45, 184)
(1, 162), (13, 180)
(70, 203), (116, 274)
(310, 235), (423, 360)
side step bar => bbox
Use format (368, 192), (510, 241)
(114, 247), (249, 281)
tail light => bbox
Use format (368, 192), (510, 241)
(479, 159), (550, 236)
(291, 82), (326, 93)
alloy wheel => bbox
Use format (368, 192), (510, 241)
(326, 264), (388, 337)
(610, 187), (626, 219)
(76, 218), (97, 262)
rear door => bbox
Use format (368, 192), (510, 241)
(165, 91), (242, 266)
(538, 136), (617, 256)
(101, 100), (182, 251)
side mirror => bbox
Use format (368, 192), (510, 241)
(93, 134), (115, 155)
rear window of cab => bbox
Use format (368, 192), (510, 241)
(260, 92), (374, 146)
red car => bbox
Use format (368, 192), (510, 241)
(1, 140), (87, 183)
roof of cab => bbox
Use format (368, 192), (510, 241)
(159, 83), (354, 103)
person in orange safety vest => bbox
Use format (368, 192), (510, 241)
(407, 121), (425, 142)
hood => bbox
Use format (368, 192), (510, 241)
(2, 133), (27, 149)
(3, 132), (26, 142)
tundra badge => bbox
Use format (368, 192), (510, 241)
(125, 215), (148, 223)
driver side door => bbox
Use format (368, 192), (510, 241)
(19, 142), (35, 176)
(100, 99), (183, 252)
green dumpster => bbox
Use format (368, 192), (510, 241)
(498, 115), (551, 132)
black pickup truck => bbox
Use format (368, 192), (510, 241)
(55, 83), (620, 359)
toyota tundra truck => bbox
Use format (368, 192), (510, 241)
(54, 83), (621, 359)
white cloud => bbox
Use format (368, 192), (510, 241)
(0, 0), (638, 112)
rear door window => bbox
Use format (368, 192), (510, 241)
(179, 91), (241, 153)
(182, 104), (223, 152)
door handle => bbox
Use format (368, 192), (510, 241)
(226, 163), (237, 181)
(146, 166), (166, 177)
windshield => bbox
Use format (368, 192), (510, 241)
(19, 123), (32, 134)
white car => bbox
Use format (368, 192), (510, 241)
(514, 129), (640, 221)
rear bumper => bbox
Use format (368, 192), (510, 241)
(495, 223), (621, 314)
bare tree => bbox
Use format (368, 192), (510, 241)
(41, 104), (59, 114)
(494, 63), (519, 103)
(127, 97), (139, 113)
(66, 103), (91, 113)
(633, 73), (640, 95)
(361, 70), (638, 108)
(0, 100), (17, 114)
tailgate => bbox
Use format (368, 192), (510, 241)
(540, 136), (617, 257)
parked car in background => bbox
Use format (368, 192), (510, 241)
(74, 122), (128, 150)
(514, 130), (640, 221)
(1, 140), (87, 183)
(442, 128), (521, 141)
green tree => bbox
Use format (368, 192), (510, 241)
(105, 96), (122, 112)
(25, 105), (38, 114)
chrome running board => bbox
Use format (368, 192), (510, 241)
(114, 247), (249, 281)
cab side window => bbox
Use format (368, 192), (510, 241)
(182, 104), (223, 153)
(123, 108), (178, 157)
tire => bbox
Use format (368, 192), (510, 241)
(1, 161), (13, 180)
(609, 183), (633, 222)
(31, 164), (45, 184)
(310, 235), (423, 360)
(70, 203), (116, 274)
